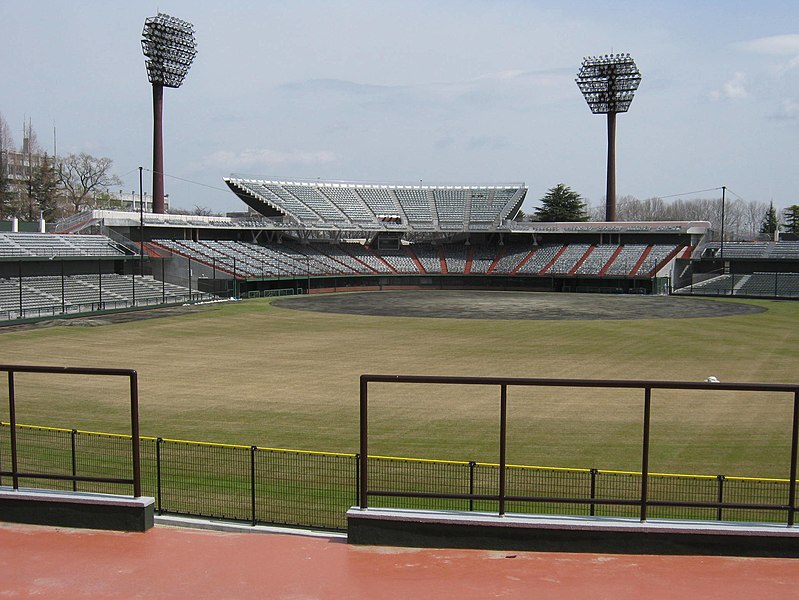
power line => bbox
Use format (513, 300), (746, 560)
(656, 187), (723, 200)
(138, 167), (231, 194)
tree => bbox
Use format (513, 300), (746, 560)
(760, 202), (779, 238)
(56, 153), (122, 214)
(534, 184), (589, 222)
(30, 154), (62, 221)
(0, 112), (15, 219)
(784, 205), (799, 235)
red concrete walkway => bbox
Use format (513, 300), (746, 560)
(2, 522), (799, 599)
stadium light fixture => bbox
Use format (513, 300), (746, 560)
(576, 53), (641, 222)
(141, 13), (197, 214)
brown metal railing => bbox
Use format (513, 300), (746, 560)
(0, 365), (142, 497)
(358, 375), (799, 526)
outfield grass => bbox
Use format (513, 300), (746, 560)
(1, 293), (798, 479)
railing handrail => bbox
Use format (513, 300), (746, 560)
(0, 364), (142, 497)
(358, 374), (799, 526)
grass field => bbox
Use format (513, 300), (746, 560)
(1, 292), (798, 479)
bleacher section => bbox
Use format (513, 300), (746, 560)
(0, 274), (209, 320)
(0, 233), (127, 258)
(224, 179), (526, 232)
(517, 245), (563, 274)
(576, 245), (617, 275)
(604, 245), (649, 276)
(544, 244), (590, 274)
(703, 241), (799, 260)
(140, 241), (665, 279)
(675, 272), (799, 298)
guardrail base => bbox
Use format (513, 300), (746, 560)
(0, 487), (154, 532)
(347, 507), (799, 557)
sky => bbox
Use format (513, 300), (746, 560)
(3, 1), (799, 215)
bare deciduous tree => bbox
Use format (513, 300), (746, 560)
(56, 153), (122, 214)
(0, 113), (16, 219)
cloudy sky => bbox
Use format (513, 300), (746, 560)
(3, 1), (799, 215)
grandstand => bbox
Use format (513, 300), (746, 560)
(223, 178), (526, 233)
(19, 175), (799, 322)
(673, 240), (799, 299)
(0, 232), (212, 321)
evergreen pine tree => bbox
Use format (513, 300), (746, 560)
(784, 204), (799, 235)
(760, 202), (779, 237)
(534, 184), (589, 222)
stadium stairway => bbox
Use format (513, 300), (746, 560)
(639, 245), (687, 277)
(487, 246), (505, 274)
(438, 247), (448, 274)
(510, 248), (538, 275)
(539, 245), (568, 275)
(568, 245), (596, 276)
(630, 245), (653, 276)
(598, 246), (625, 276)
(464, 247), (474, 274)
(406, 247), (426, 274)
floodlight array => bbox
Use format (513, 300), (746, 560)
(141, 13), (197, 88)
(576, 53), (641, 114)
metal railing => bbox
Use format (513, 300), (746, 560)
(2, 422), (798, 531)
(0, 365), (142, 496)
(358, 375), (799, 526)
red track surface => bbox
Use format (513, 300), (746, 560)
(2, 522), (799, 599)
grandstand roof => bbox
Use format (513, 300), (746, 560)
(224, 178), (526, 233)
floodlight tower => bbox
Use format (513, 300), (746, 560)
(576, 54), (641, 222)
(141, 13), (197, 214)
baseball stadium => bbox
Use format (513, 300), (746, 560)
(3, 10), (799, 597)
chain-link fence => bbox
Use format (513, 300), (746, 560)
(1, 422), (794, 532)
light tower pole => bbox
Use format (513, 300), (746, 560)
(141, 13), (197, 214)
(576, 54), (641, 222)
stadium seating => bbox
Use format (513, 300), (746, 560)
(468, 245), (499, 274)
(702, 241), (799, 260)
(604, 244), (649, 276)
(544, 244), (591, 274)
(636, 244), (678, 275)
(516, 245), (564, 274)
(0, 233), (127, 258)
(443, 244), (469, 274)
(413, 244), (442, 273)
(576, 245), (618, 275)
(225, 179), (525, 232)
(0, 274), (207, 318)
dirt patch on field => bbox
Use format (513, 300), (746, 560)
(0, 302), (224, 333)
(273, 291), (766, 320)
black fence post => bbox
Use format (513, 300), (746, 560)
(498, 384), (507, 516)
(468, 461), (476, 512)
(156, 437), (163, 514)
(788, 390), (799, 527)
(640, 387), (652, 522)
(354, 454), (361, 507)
(8, 371), (19, 490)
(71, 429), (78, 492)
(589, 468), (598, 516)
(250, 445), (257, 526)
(716, 475), (725, 521)
(0, 422), (4, 486)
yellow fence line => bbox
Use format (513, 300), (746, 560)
(1, 422), (793, 483)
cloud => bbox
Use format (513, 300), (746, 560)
(278, 68), (573, 113)
(740, 34), (799, 55)
(203, 149), (340, 171)
(710, 72), (748, 101)
(773, 99), (799, 120)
